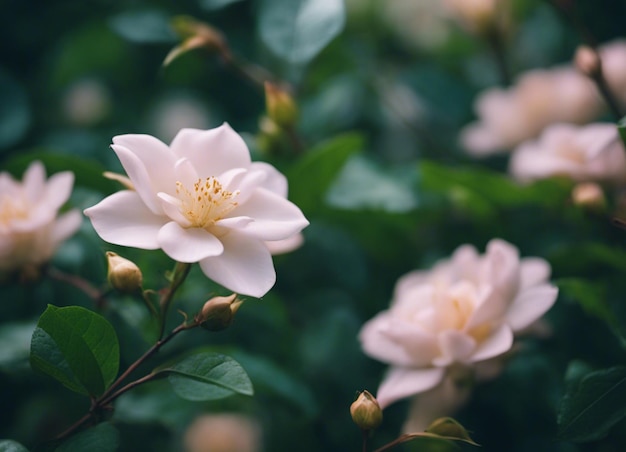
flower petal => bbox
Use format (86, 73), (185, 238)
(359, 314), (432, 367)
(84, 191), (164, 249)
(265, 233), (304, 255)
(157, 222), (224, 263)
(51, 209), (82, 245)
(376, 367), (445, 409)
(112, 144), (166, 214)
(198, 231), (275, 298)
(506, 284), (558, 331)
(169, 123), (251, 177)
(471, 323), (513, 362)
(22, 161), (46, 201)
(434, 330), (476, 366)
(229, 188), (309, 240)
(36, 171), (74, 213)
(250, 161), (288, 196)
(519, 257), (551, 289)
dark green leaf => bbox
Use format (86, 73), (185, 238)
(158, 352), (253, 401)
(30, 305), (120, 396)
(287, 132), (363, 214)
(0, 440), (29, 452)
(558, 366), (626, 442)
(326, 154), (418, 212)
(0, 69), (30, 150)
(109, 10), (177, 44)
(556, 278), (610, 324)
(258, 0), (345, 64)
(199, 0), (244, 11)
(56, 423), (119, 452)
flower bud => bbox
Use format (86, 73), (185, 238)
(264, 81), (298, 129)
(575, 45), (601, 78)
(350, 390), (382, 431)
(164, 16), (227, 67)
(199, 293), (243, 331)
(572, 182), (606, 211)
(106, 251), (143, 293)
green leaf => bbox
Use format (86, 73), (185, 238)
(0, 69), (30, 150)
(287, 132), (363, 214)
(56, 422), (119, 452)
(158, 352), (253, 401)
(326, 154), (418, 213)
(556, 278), (610, 324)
(199, 0), (244, 10)
(558, 366), (626, 442)
(0, 440), (29, 452)
(30, 305), (120, 396)
(258, 0), (345, 65)
(618, 116), (626, 149)
(420, 160), (572, 215)
(109, 10), (177, 44)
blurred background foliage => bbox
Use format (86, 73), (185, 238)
(2, 0), (626, 450)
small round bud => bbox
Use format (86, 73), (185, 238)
(350, 390), (382, 431)
(572, 182), (606, 211)
(106, 251), (143, 293)
(199, 294), (243, 331)
(264, 81), (298, 129)
(575, 45), (601, 78)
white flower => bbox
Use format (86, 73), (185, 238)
(0, 161), (82, 273)
(359, 239), (557, 408)
(509, 123), (626, 184)
(461, 67), (601, 156)
(599, 39), (626, 106)
(84, 123), (309, 298)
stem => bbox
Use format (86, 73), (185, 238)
(592, 68), (623, 121)
(158, 262), (191, 339)
(362, 429), (369, 452)
(46, 266), (107, 307)
(54, 322), (193, 441)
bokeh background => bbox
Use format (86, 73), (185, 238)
(2, 0), (626, 450)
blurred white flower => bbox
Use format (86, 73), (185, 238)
(599, 40), (626, 105)
(148, 93), (214, 143)
(359, 239), (557, 409)
(0, 161), (81, 273)
(443, 0), (503, 34)
(509, 123), (626, 184)
(461, 67), (601, 156)
(62, 78), (111, 126)
(184, 413), (261, 452)
(84, 123), (309, 298)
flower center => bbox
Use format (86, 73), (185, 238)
(0, 194), (28, 227)
(176, 177), (240, 229)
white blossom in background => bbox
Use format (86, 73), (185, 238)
(359, 239), (557, 409)
(183, 413), (261, 452)
(509, 123), (626, 184)
(84, 123), (309, 298)
(62, 78), (111, 126)
(461, 67), (601, 156)
(0, 161), (82, 273)
(599, 40), (626, 105)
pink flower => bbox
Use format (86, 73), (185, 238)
(509, 123), (626, 184)
(0, 161), (81, 273)
(461, 67), (601, 156)
(84, 123), (309, 298)
(599, 40), (626, 106)
(359, 239), (557, 408)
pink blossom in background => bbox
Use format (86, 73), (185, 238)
(600, 40), (626, 106)
(509, 123), (626, 184)
(0, 161), (82, 273)
(461, 67), (601, 156)
(84, 123), (309, 298)
(359, 239), (557, 409)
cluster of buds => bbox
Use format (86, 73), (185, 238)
(196, 293), (244, 331)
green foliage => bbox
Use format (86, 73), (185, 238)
(258, 0), (346, 65)
(158, 352), (253, 401)
(55, 423), (119, 452)
(0, 70), (30, 151)
(287, 132), (363, 214)
(30, 306), (120, 397)
(558, 366), (626, 442)
(0, 440), (29, 452)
